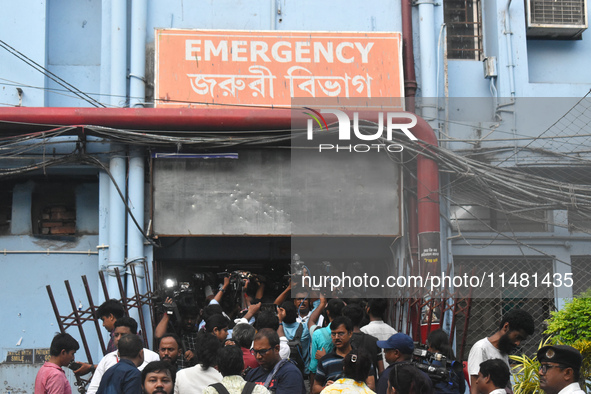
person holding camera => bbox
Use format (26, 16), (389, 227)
(426, 329), (465, 394)
(154, 297), (203, 369)
(387, 363), (434, 394)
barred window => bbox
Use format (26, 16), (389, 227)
(444, 0), (483, 60)
(450, 182), (548, 233)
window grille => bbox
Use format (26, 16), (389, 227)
(444, 0), (484, 60)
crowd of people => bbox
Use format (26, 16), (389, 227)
(34, 277), (586, 394)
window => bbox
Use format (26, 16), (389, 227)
(450, 180), (548, 232)
(444, 0), (483, 60)
(32, 182), (76, 236)
(0, 187), (12, 235)
(568, 208), (591, 233)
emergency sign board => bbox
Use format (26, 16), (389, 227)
(154, 29), (404, 107)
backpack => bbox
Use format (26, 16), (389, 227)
(209, 382), (257, 394)
(287, 323), (306, 374)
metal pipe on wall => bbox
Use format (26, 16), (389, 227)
(129, 0), (147, 108)
(98, 171), (110, 309)
(504, 0), (516, 98)
(418, 1), (437, 100)
(401, 0), (419, 273)
(110, 0), (128, 107)
(127, 0), (148, 327)
(107, 146), (127, 299)
(126, 147), (145, 322)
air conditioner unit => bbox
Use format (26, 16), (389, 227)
(526, 0), (588, 39)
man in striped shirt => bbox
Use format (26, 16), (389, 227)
(312, 316), (375, 394)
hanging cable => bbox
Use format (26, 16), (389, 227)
(0, 39), (107, 108)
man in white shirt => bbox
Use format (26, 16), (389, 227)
(537, 345), (585, 394)
(87, 317), (160, 394)
(475, 359), (511, 394)
(467, 309), (534, 394)
(361, 299), (397, 368)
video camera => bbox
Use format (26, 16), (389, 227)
(411, 342), (463, 383)
(153, 272), (213, 320)
(217, 270), (259, 290)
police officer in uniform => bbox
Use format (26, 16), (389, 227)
(537, 345), (585, 394)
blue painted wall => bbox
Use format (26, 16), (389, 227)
(447, 0), (591, 98)
(2, 0), (591, 390)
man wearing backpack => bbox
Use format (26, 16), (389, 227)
(246, 329), (306, 394)
(204, 346), (269, 394)
(277, 301), (311, 375)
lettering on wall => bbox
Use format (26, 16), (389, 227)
(155, 30), (403, 108)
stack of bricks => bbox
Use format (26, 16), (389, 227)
(40, 205), (76, 235)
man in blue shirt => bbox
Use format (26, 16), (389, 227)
(375, 333), (415, 394)
(97, 334), (144, 394)
(278, 301), (311, 374)
(246, 328), (306, 394)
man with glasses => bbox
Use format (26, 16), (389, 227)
(245, 328), (306, 394)
(312, 316), (376, 394)
(537, 345), (584, 394)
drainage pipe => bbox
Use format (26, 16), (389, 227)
(107, 146), (127, 298)
(129, 0), (147, 108)
(111, 0), (128, 107)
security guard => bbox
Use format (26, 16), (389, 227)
(537, 345), (584, 394)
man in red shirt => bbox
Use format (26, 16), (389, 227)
(232, 323), (259, 371)
(35, 333), (79, 394)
